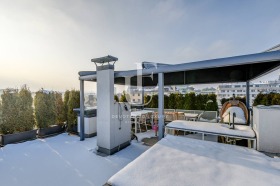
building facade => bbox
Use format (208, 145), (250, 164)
(216, 75), (280, 106)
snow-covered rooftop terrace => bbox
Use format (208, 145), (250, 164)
(1, 132), (280, 186)
(0, 133), (150, 186)
(108, 135), (280, 186)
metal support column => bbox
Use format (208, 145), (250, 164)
(80, 80), (85, 141)
(246, 81), (250, 125)
(158, 73), (164, 140)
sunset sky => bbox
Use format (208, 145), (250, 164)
(1, 0), (280, 92)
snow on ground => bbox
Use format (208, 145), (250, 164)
(0, 133), (150, 186)
(108, 135), (280, 186)
(135, 130), (156, 142)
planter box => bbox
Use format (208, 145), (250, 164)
(38, 125), (66, 138)
(0, 129), (37, 146)
(253, 105), (280, 153)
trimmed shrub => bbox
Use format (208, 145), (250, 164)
(168, 93), (176, 109)
(253, 92), (280, 106)
(271, 94), (280, 105)
(253, 93), (264, 106)
(150, 94), (158, 108)
(0, 86), (35, 134)
(205, 94), (218, 111)
(120, 91), (128, 102)
(144, 95), (152, 107)
(67, 90), (80, 129)
(0, 89), (19, 134)
(262, 92), (275, 106)
(54, 92), (65, 124)
(164, 95), (169, 109)
(175, 93), (184, 109)
(184, 92), (196, 110)
(64, 90), (70, 124)
(34, 89), (56, 129)
(114, 95), (119, 102)
(17, 85), (35, 132)
(196, 94), (208, 110)
(0, 101), (2, 127)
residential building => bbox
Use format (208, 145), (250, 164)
(216, 75), (280, 106)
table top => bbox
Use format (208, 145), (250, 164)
(166, 120), (255, 138)
(131, 110), (154, 117)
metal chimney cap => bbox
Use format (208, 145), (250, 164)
(91, 55), (118, 64)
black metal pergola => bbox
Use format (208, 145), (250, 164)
(79, 50), (280, 140)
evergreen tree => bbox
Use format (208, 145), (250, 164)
(168, 93), (176, 109)
(18, 85), (35, 131)
(184, 92), (196, 110)
(120, 91), (128, 102)
(67, 90), (80, 128)
(150, 94), (158, 108)
(34, 89), (56, 129)
(205, 94), (218, 111)
(271, 94), (280, 105)
(164, 95), (169, 109)
(253, 93), (264, 106)
(196, 94), (206, 110)
(54, 92), (65, 124)
(144, 95), (152, 108)
(0, 101), (2, 128)
(63, 90), (70, 124)
(114, 95), (119, 102)
(175, 93), (184, 109)
(0, 89), (19, 134)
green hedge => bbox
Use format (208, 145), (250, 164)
(64, 90), (70, 124)
(0, 86), (35, 134)
(253, 92), (280, 106)
(144, 93), (218, 111)
(67, 90), (80, 129)
(54, 92), (65, 124)
(34, 89), (56, 129)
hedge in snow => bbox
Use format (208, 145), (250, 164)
(67, 90), (80, 129)
(253, 92), (280, 106)
(0, 86), (35, 134)
(34, 89), (56, 129)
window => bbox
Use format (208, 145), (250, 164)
(232, 90), (235, 92)
(237, 90), (242, 92)
(251, 90), (255, 92)
(221, 90), (225, 93)
(235, 85), (241, 88)
(138, 93), (140, 96)
(133, 99), (135, 102)
(138, 99), (140, 102)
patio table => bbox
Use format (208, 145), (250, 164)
(165, 120), (256, 149)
